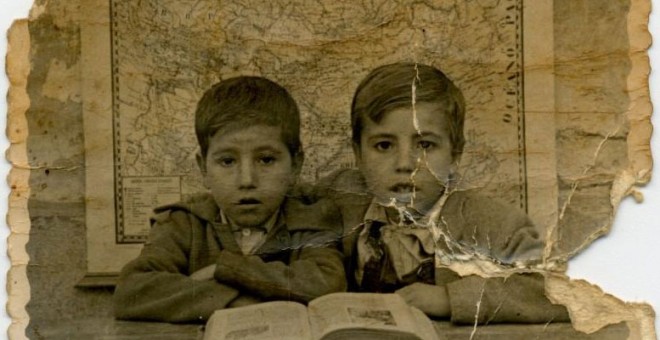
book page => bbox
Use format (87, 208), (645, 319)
(204, 301), (311, 340)
(408, 307), (439, 340)
(307, 293), (419, 339)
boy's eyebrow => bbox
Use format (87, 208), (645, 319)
(366, 133), (396, 140)
(210, 146), (284, 156)
(415, 131), (444, 138)
(253, 146), (284, 154)
(209, 148), (237, 156)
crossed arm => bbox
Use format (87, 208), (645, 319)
(114, 215), (345, 323)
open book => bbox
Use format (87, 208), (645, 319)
(203, 292), (438, 340)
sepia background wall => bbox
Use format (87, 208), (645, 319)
(20, 0), (632, 335)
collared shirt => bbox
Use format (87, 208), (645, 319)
(355, 201), (435, 286)
(219, 210), (279, 255)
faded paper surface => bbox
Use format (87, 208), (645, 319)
(5, 0), (655, 339)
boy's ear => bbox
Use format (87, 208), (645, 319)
(196, 152), (206, 174)
(452, 153), (462, 169)
(352, 142), (362, 167)
(195, 152), (209, 188)
(447, 156), (461, 183)
(291, 150), (304, 178)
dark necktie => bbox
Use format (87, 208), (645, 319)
(359, 221), (399, 292)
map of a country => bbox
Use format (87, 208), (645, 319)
(111, 0), (525, 208)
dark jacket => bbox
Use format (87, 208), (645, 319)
(113, 193), (346, 323)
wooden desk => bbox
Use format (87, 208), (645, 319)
(36, 318), (629, 340)
(35, 319), (202, 340)
(432, 321), (629, 340)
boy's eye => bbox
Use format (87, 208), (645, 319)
(258, 155), (277, 165)
(217, 157), (236, 167)
(417, 140), (436, 150)
(374, 141), (393, 151)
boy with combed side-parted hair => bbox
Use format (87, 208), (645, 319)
(114, 76), (346, 323)
(319, 62), (570, 324)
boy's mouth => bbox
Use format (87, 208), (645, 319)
(236, 198), (262, 206)
(389, 183), (418, 194)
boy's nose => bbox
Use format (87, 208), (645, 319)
(395, 145), (417, 174)
(238, 161), (257, 189)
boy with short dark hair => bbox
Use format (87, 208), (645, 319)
(114, 76), (346, 323)
(323, 62), (569, 323)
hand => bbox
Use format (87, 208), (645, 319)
(396, 283), (450, 318)
(190, 264), (216, 281)
(228, 295), (261, 308)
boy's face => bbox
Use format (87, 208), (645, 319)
(198, 125), (296, 228)
(355, 102), (454, 215)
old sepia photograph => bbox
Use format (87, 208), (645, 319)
(2, 0), (660, 339)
